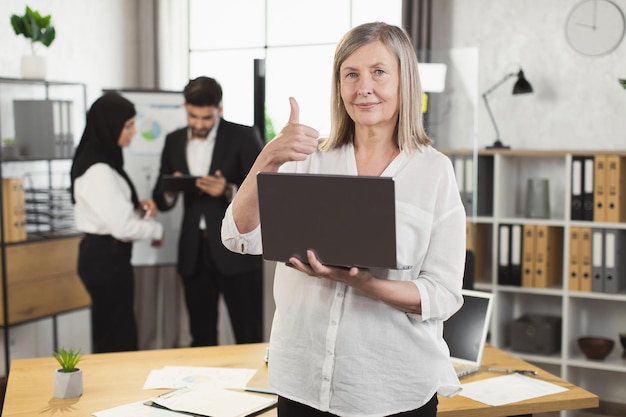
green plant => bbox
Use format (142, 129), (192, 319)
(53, 348), (82, 373)
(2, 138), (16, 146)
(10, 6), (56, 55)
(620, 79), (626, 90)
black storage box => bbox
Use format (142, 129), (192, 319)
(509, 314), (562, 355)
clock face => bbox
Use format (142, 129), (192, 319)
(565, 0), (626, 56)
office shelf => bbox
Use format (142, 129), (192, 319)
(0, 77), (90, 376)
(451, 148), (626, 414)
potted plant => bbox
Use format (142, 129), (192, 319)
(1, 138), (19, 160)
(10, 6), (56, 79)
(53, 347), (83, 399)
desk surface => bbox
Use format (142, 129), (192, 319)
(2, 343), (597, 417)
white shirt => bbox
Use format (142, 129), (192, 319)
(186, 119), (219, 229)
(222, 142), (466, 417)
(74, 163), (163, 241)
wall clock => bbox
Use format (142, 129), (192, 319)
(565, 0), (626, 56)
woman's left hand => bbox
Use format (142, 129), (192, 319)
(140, 199), (158, 219)
(288, 249), (374, 289)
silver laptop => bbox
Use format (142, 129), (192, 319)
(256, 172), (411, 270)
(443, 289), (494, 378)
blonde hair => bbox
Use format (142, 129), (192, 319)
(321, 22), (431, 152)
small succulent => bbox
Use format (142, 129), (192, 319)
(53, 347), (82, 373)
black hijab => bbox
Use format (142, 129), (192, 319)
(70, 92), (140, 208)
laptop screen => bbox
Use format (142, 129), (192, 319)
(443, 289), (494, 364)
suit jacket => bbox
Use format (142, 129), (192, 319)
(152, 119), (263, 276)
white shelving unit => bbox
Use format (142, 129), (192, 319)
(0, 77), (90, 375)
(458, 149), (626, 416)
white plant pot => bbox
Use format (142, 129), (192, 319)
(53, 368), (83, 399)
(21, 55), (46, 80)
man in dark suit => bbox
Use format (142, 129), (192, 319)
(152, 76), (264, 346)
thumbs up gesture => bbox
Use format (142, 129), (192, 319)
(264, 97), (319, 166)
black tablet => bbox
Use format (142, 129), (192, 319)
(161, 175), (200, 193)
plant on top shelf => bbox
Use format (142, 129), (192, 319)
(53, 347), (82, 373)
(10, 6), (56, 55)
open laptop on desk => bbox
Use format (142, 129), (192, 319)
(444, 289), (494, 378)
(256, 172), (411, 270)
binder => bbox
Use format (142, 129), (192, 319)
(534, 225), (563, 288)
(453, 155), (472, 215)
(473, 223), (488, 281)
(567, 227), (581, 291)
(522, 224), (536, 288)
(579, 227), (593, 292)
(463, 155), (473, 215)
(466, 221), (473, 252)
(603, 229), (626, 294)
(497, 224), (511, 285)
(593, 155), (607, 222)
(1, 178), (27, 242)
(476, 155), (495, 216)
(52, 101), (63, 158)
(570, 156), (584, 221)
(510, 224), (522, 286)
(62, 101), (75, 157)
(582, 156), (594, 221)
(13, 99), (69, 159)
(605, 155), (626, 223)
(591, 228), (605, 293)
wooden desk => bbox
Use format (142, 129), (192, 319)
(1, 343), (597, 417)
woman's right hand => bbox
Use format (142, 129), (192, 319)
(260, 97), (319, 169)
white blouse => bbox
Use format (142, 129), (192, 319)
(74, 163), (163, 242)
(222, 142), (466, 417)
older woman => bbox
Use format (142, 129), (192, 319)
(222, 22), (466, 417)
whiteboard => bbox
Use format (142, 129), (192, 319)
(112, 90), (187, 266)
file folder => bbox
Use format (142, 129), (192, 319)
(465, 156), (474, 215)
(603, 228), (626, 294)
(579, 227), (593, 292)
(510, 224), (522, 286)
(570, 156), (584, 221)
(591, 228), (605, 293)
(453, 155), (473, 216)
(1, 178), (27, 242)
(582, 156), (594, 221)
(534, 225), (563, 288)
(568, 227), (581, 291)
(497, 224), (511, 285)
(522, 224), (536, 288)
(593, 155), (607, 222)
(13, 99), (74, 159)
(605, 155), (626, 223)
(477, 155), (495, 216)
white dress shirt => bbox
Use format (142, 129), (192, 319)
(74, 163), (163, 241)
(186, 119), (219, 230)
(222, 142), (466, 417)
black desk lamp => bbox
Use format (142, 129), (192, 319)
(483, 69), (533, 149)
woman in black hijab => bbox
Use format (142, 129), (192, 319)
(71, 92), (164, 353)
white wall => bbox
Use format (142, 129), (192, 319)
(0, 0), (140, 372)
(1, 0), (139, 104)
(431, 0), (626, 151)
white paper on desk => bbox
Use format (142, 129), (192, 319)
(143, 366), (257, 389)
(151, 385), (277, 417)
(93, 400), (184, 417)
(460, 373), (568, 406)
